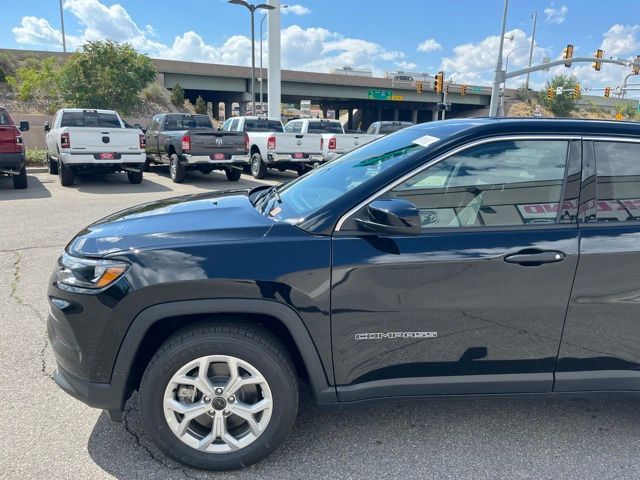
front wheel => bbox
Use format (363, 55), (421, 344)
(250, 153), (267, 179)
(58, 160), (74, 187)
(127, 170), (143, 184)
(294, 164), (308, 177)
(48, 155), (58, 175)
(139, 325), (298, 471)
(169, 154), (185, 183)
(12, 165), (27, 189)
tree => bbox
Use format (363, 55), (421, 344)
(6, 57), (63, 112)
(539, 74), (578, 117)
(59, 41), (156, 115)
(615, 102), (637, 120)
(194, 95), (207, 114)
(171, 83), (185, 107)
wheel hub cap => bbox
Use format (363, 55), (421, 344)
(211, 397), (227, 411)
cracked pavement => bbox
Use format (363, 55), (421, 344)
(2, 171), (640, 480)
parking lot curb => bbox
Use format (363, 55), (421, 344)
(27, 167), (48, 173)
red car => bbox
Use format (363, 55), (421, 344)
(0, 107), (29, 189)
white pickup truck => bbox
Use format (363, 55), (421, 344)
(314, 120), (378, 162)
(45, 108), (146, 187)
(220, 116), (323, 178)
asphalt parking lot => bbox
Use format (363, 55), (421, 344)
(2, 168), (640, 480)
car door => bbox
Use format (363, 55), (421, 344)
(556, 138), (640, 391)
(331, 137), (581, 401)
(145, 116), (160, 158)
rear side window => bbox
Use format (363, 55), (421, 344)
(594, 141), (640, 222)
(243, 119), (283, 132)
(60, 111), (121, 128)
(390, 140), (570, 228)
(0, 109), (11, 125)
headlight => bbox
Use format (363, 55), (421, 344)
(56, 253), (129, 291)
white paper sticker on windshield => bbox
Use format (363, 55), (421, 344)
(412, 134), (440, 148)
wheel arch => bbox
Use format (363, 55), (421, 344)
(116, 299), (336, 408)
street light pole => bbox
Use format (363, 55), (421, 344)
(59, 0), (67, 53)
(228, 0), (275, 115)
(489, 0), (509, 117)
(259, 5), (286, 115)
(524, 12), (537, 92)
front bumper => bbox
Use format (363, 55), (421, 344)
(265, 153), (324, 164)
(60, 151), (145, 166)
(0, 152), (25, 174)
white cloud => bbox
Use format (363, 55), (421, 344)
(284, 5), (311, 16)
(601, 24), (640, 56)
(544, 4), (569, 25)
(417, 38), (442, 52)
(11, 0), (409, 75)
(396, 61), (417, 70)
(440, 29), (547, 85)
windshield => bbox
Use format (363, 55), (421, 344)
(164, 115), (212, 130)
(255, 129), (437, 223)
(307, 121), (343, 134)
(60, 111), (121, 128)
(244, 119), (284, 132)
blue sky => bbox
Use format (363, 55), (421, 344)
(4, 0), (640, 94)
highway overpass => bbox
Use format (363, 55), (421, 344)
(2, 49), (491, 128)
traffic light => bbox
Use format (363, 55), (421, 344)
(460, 85), (467, 96)
(593, 49), (604, 71)
(434, 71), (444, 94)
(416, 81), (423, 94)
(633, 55), (640, 75)
(604, 86), (611, 98)
(547, 88), (554, 100)
(573, 84), (581, 99)
(563, 44), (574, 68)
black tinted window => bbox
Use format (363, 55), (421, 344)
(307, 121), (343, 134)
(390, 140), (569, 228)
(594, 141), (640, 222)
(60, 111), (121, 128)
(244, 119), (283, 132)
(164, 115), (212, 130)
(379, 123), (412, 134)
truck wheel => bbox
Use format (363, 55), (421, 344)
(170, 154), (185, 183)
(142, 159), (151, 172)
(294, 165), (307, 177)
(225, 168), (241, 182)
(58, 160), (74, 187)
(12, 165), (28, 189)
(48, 155), (58, 175)
(250, 153), (267, 179)
(127, 170), (143, 184)
(139, 324), (298, 471)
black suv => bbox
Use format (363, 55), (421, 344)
(49, 118), (640, 470)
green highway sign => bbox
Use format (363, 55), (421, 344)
(471, 86), (482, 93)
(367, 89), (393, 100)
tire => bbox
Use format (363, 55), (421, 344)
(199, 166), (215, 175)
(139, 324), (298, 471)
(142, 159), (151, 172)
(225, 167), (241, 182)
(294, 164), (307, 177)
(250, 153), (267, 179)
(58, 160), (74, 187)
(127, 170), (143, 184)
(48, 155), (58, 175)
(170, 154), (185, 183)
(12, 165), (27, 189)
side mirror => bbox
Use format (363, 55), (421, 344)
(356, 198), (421, 235)
(133, 123), (142, 129)
(44, 121), (50, 132)
(19, 121), (30, 132)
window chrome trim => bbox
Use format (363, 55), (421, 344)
(334, 134), (582, 232)
(582, 136), (640, 143)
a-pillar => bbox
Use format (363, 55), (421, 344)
(224, 102), (233, 120)
(411, 109), (419, 124)
(393, 109), (399, 121)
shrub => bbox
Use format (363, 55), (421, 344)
(170, 83), (185, 107)
(194, 95), (207, 114)
(539, 74), (578, 117)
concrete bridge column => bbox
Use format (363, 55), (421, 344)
(239, 102), (247, 116)
(347, 109), (353, 130)
(411, 109), (419, 124)
(377, 107), (382, 121)
(211, 102), (220, 121)
(393, 109), (399, 121)
(432, 109), (440, 121)
(224, 102), (233, 120)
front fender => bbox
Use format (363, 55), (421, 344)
(113, 298), (337, 404)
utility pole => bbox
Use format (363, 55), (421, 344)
(525, 12), (537, 92)
(489, 0), (509, 117)
(59, 0), (67, 53)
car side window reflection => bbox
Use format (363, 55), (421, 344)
(390, 140), (570, 229)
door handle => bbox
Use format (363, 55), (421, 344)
(504, 250), (565, 266)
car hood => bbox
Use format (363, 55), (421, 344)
(67, 190), (275, 256)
